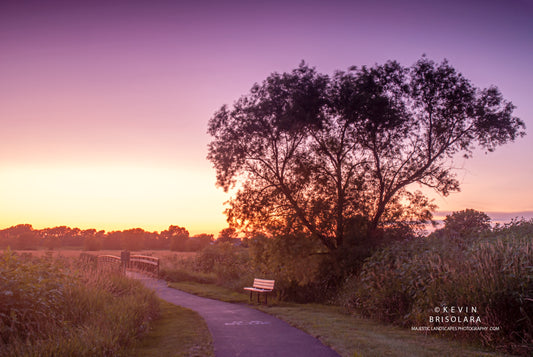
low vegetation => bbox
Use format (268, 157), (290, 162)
(339, 219), (532, 356)
(2, 211), (530, 356)
(132, 300), (213, 357)
(168, 278), (508, 356)
(160, 243), (253, 290)
(159, 216), (532, 356)
(0, 249), (159, 356)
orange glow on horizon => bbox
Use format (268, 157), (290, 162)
(1, 1), (531, 234)
(1, 161), (531, 235)
(0, 164), (230, 235)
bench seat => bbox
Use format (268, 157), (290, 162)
(243, 287), (271, 292)
(244, 278), (275, 304)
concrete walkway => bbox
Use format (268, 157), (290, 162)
(132, 274), (340, 357)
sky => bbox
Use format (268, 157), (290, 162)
(1, 0), (532, 234)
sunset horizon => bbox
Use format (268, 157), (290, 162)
(1, 1), (532, 355)
(1, 0), (531, 237)
(2, 208), (533, 237)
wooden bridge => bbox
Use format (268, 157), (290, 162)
(81, 251), (160, 277)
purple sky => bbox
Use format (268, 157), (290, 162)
(1, 0), (532, 233)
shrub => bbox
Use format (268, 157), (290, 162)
(249, 233), (327, 302)
(339, 219), (533, 355)
(160, 243), (254, 291)
(159, 252), (217, 284)
(160, 267), (216, 285)
(442, 209), (492, 237)
(195, 243), (252, 289)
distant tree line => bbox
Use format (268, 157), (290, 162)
(0, 224), (220, 251)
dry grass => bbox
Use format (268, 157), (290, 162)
(1, 249), (197, 260)
(0, 250), (160, 356)
(340, 226), (532, 356)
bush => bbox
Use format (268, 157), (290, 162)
(159, 243), (254, 292)
(161, 229), (387, 303)
(195, 243), (253, 289)
(249, 233), (328, 302)
(339, 219), (533, 355)
(160, 267), (216, 285)
(442, 209), (492, 237)
(158, 225), (413, 304)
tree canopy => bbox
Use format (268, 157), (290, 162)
(207, 57), (525, 252)
(443, 209), (492, 237)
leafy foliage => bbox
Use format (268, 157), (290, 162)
(162, 225), (190, 251)
(442, 209), (492, 237)
(160, 243), (252, 290)
(0, 224), (217, 252)
(161, 237), (330, 302)
(339, 218), (533, 355)
(217, 227), (237, 243)
(207, 57), (525, 252)
(250, 233), (327, 302)
(195, 243), (251, 285)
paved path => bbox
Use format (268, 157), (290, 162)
(132, 274), (340, 357)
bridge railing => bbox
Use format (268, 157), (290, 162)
(82, 252), (160, 278)
(96, 254), (122, 272)
(129, 254), (160, 277)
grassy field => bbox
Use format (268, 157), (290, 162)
(132, 300), (213, 357)
(3, 248), (516, 356)
(1, 248), (197, 260)
(1, 249), (211, 356)
(168, 281), (512, 357)
(0, 250), (160, 356)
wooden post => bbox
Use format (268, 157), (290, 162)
(120, 250), (130, 273)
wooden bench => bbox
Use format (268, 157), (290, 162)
(244, 278), (275, 304)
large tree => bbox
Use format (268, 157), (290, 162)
(207, 57), (525, 252)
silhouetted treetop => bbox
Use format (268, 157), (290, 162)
(207, 57), (525, 252)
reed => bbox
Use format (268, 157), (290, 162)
(339, 220), (532, 355)
(0, 249), (159, 356)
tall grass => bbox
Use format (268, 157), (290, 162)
(339, 220), (533, 355)
(160, 238), (328, 302)
(160, 243), (254, 290)
(0, 249), (159, 356)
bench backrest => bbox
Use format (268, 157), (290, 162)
(253, 278), (275, 291)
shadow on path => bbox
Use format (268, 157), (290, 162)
(130, 273), (340, 357)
